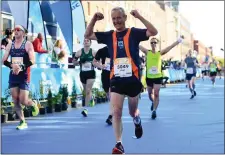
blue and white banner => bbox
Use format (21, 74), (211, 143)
(28, 0), (47, 49)
(71, 0), (86, 52)
(7, 1), (29, 28)
(49, 0), (73, 55)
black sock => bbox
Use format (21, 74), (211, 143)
(189, 88), (194, 94)
(193, 84), (195, 90)
(108, 115), (112, 119)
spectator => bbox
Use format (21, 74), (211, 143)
(1, 28), (13, 49)
(161, 61), (169, 87)
(32, 33), (48, 53)
(51, 39), (67, 68)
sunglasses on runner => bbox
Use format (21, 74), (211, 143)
(14, 28), (23, 32)
(151, 42), (157, 45)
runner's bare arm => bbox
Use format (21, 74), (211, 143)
(84, 12), (104, 40)
(208, 62), (212, 68)
(195, 59), (200, 68)
(25, 41), (35, 66)
(130, 10), (158, 37)
(160, 40), (180, 56)
(92, 49), (98, 58)
(2, 42), (21, 71)
(93, 58), (103, 69)
(139, 45), (148, 55)
(161, 36), (184, 56)
(73, 50), (81, 66)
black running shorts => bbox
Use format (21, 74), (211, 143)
(101, 71), (110, 93)
(146, 77), (163, 88)
(202, 70), (207, 76)
(210, 72), (217, 77)
(110, 80), (143, 97)
(80, 70), (96, 84)
(186, 73), (196, 81)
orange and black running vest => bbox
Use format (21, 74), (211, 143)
(110, 28), (140, 83)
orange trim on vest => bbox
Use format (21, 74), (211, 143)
(110, 28), (139, 79)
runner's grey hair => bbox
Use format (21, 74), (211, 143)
(111, 7), (126, 16)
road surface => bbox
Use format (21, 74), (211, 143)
(1, 78), (224, 154)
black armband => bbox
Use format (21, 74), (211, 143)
(3, 60), (12, 69)
(74, 56), (79, 61)
(24, 60), (33, 69)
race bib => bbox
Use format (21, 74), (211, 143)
(12, 57), (23, 65)
(210, 68), (216, 72)
(104, 58), (110, 71)
(114, 58), (132, 77)
(82, 62), (92, 71)
(149, 66), (158, 75)
(187, 68), (193, 74)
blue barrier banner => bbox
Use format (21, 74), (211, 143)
(71, 0), (86, 47)
(169, 69), (175, 82)
(1, 65), (203, 99)
(166, 69), (187, 82)
(1, 67), (82, 99)
(1, 66), (102, 99)
(163, 69), (170, 83)
(49, 1), (73, 55)
(34, 53), (51, 68)
(28, 0), (47, 50)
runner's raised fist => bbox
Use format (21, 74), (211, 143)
(178, 35), (184, 43)
(130, 10), (141, 18)
(94, 12), (104, 21)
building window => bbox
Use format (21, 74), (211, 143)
(2, 18), (12, 32)
(87, 2), (91, 16)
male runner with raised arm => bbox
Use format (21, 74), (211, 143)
(84, 7), (158, 154)
(139, 36), (183, 119)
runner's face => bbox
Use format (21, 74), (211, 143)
(83, 39), (91, 47)
(14, 27), (24, 39)
(150, 39), (158, 50)
(111, 10), (126, 31)
(188, 50), (192, 57)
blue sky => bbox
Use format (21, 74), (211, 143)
(179, 1), (224, 57)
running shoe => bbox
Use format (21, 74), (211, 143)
(81, 109), (88, 117)
(106, 115), (112, 125)
(133, 116), (143, 138)
(31, 101), (39, 116)
(151, 110), (157, 119)
(193, 90), (197, 96)
(16, 120), (28, 130)
(112, 142), (124, 154)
